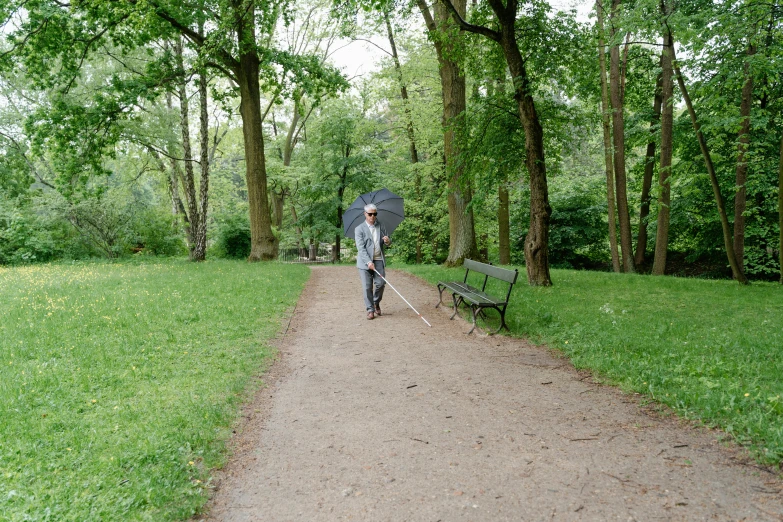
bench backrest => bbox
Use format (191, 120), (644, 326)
(463, 259), (519, 285)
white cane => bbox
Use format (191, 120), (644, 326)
(372, 270), (432, 327)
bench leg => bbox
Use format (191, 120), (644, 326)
(472, 307), (505, 335)
(450, 294), (462, 320)
(436, 284), (446, 308)
(467, 306), (479, 334)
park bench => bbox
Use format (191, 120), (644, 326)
(436, 259), (519, 335)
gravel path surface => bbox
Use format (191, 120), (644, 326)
(200, 266), (783, 521)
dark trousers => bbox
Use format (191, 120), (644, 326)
(358, 260), (385, 312)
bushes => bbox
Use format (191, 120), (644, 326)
(211, 213), (251, 259)
(133, 207), (187, 257)
(535, 176), (608, 269)
(0, 196), (58, 264)
(0, 191), (188, 265)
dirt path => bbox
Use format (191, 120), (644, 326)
(200, 266), (782, 521)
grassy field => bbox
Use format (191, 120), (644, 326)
(401, 264), (783, 467)
(0, 259), (309, 521)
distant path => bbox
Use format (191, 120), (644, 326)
(200, 266), (782, 521)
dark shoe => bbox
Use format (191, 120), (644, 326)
(374, 305), (382, 316)
(367, 311), (375, 320)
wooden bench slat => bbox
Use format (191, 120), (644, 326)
(437, 283), (501, 305)
(463, 259), (518, 284)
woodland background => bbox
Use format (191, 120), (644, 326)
(1, 0), (782, 284)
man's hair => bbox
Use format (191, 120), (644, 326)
(364, 203), (378, 213)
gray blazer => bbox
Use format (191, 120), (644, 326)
(355, 221), (390, 269)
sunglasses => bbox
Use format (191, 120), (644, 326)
(366, 212), (377, 216)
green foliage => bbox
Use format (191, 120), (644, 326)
(132, 207), (187, 257)
(212, 213), (252, 259)
(547, 176), (610, 269)
(0, 195), (59, 264)
(404, 264), (783, 465)
(0, 260), (310, 520)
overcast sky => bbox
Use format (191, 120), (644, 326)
(327, 0), (595, 78)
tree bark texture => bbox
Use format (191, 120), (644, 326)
(500, 22), (551, 285)
(635, 69), (663, 267)
(778, 132), (783, 284)
(418, 0), (479, 267)
(193, 60), (210, 261)
(385, 12), (420, 164)
(334, 164), (347, 263)
(596, 0), (621, 273)
(284, 102), (301, 167)
(175, 39), (200, 260)
(651, 21), (674, 275)
(272, 186), (285, 228)
(673, 56), (748, 284)
(609, 0), (635, 272)
(235, 46), (277, 261)
(498, 178), (511, 265)
(733, 45), (755, 272)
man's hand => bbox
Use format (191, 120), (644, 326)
(368, 262), (375, 271)
(382, 236), (390, 245)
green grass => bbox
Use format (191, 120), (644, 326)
(0, 259), (309, 521)
(401, 263), (783, 467)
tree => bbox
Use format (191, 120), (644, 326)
(1, 0), (345, 261)
(304, 95), (377, 261)
(634, 65), (662, 268)
(596, 0), (621, 272)
(779, 132), (783, 284)
(416, 0), (479, 267)
(441, 0), (553, 285)
(673, 49), (748, 284)
(608, 0), (635, 272)
(651, 4), (674, 275)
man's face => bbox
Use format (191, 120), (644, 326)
(365, 210), (377, 224)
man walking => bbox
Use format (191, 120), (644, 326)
(355, 203), (391, 320)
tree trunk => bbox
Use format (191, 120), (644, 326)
(273, 191), (284, 229)
(596, 0), (621, 273)
(334, 171), (346, 263)
(651, 19), (674, 275)
(778, 131), (783, 284)
(673, 55), (748, 284)
(500, 32), (551, 284)
(733, 44), (755, 273)
(635, 69), (663, 267)
(498, 176), (510, 265)
(417, 0), (478, 267)
(385, 12), (420, 164)
(290, 204), (305, 258)
(415, 172), (423, 263)
(497, 49), (551, 283)
(609, 0), (635, 272)
(236, 51), (277, 261)
(193, 57), (209, 261)
(284, 101), (301, 167)
(175, 38), (199, 258)
(385, 11), (423, 262)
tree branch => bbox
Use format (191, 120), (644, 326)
(0, 129), (57, 189)
(439, 0), (501, 42)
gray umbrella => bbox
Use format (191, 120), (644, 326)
(342, 188), (404, 239)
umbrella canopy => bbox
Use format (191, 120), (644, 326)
(342, 188), (404, 239)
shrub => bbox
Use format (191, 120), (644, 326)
(133, 207), (187, 257)
(212, 214), (251, 259)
